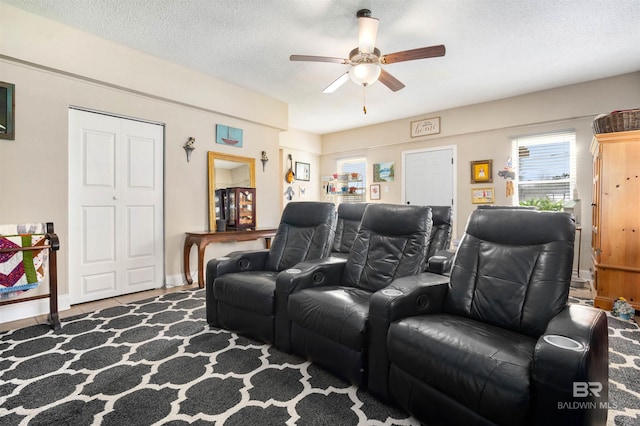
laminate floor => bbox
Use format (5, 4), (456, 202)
(0, 284), (199, 333)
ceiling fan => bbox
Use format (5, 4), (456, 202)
(290, 9), (445, 101)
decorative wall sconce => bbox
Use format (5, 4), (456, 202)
(183, 137), (195, 162)
(261, 151), (269, 171)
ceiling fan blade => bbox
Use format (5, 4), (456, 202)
(380, 45), (446, 64)
(323, 72), (350, 93)
(378, 69), (405, 92)
(290, 55), (348, 64)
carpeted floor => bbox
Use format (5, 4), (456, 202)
(0, 289), (638, 425)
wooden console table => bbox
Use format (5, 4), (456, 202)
(183, 228), (277, 288)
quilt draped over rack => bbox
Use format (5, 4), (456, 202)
(0, 223), (48, 299)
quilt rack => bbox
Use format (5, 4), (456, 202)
(0, 222), (60, 330)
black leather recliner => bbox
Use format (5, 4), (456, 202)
(331, 203), (368, 259)
(275, 204), (433, 387)
(368, 209), (608, 426)
(425, 205), (452, 259)
(205, 201), (336, 344)
(423, 205), (453, 274)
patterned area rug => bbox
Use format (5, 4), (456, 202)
(0, 289), (415, 425)
(568, 296), (640, 426)
(0, 290), (637, 425)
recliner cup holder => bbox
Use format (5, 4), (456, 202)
(286, 268), (302, 274)
(381, 289), (403, 297)
(543, 334), (584, 351)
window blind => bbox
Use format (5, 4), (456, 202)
(337, 157), (367, 182)
(511, 131), (576, 205)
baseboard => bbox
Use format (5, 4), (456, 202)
(0, 294), (71, 324)
(165, 273), (195, 288)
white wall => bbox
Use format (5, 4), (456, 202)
(321, 72), (640, 270)
(0, 5), (288, 321)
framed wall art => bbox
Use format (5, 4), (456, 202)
(370, 184), (381, 200)
(470, 159), (493, 183)
(0, 82), (15, 140)
(471, 187), (495, 204)
(410, 117), (440, 138)
(216, 124), (243, 147)
(295, 161), (310, 181)
(373, 162), (394, 182)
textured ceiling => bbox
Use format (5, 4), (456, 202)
(5, 0), (640, 135)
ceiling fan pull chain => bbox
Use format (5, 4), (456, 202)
(363, 85), (367, 114)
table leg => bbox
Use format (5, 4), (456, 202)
(197, 242), (207, 289)
(183, 237), (194, 285)
(265, 237), (272, 249)
(48, 249), (61, 331)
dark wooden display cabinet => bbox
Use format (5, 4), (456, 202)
(216, 187), (256, 230)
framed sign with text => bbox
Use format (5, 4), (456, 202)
(410, 117), (440, 138)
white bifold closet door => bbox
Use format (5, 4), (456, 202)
(68, 108), (164, 304)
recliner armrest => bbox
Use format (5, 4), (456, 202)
(274, 257), (347, 352)
(368, 272), (450, 401)
(205, 249), (270, 326)
(206, 249), (271, 285)
(531, 304), (608, 425)
(277, 256), (348, 294)
(370, 272), (450, 322)
(426, 249), (454, 275)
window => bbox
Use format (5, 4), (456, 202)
(337, 157), (367, 183)
(511, 131), (576, 209)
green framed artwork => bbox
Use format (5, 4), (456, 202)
(0, 82), (15, 140)
(373, 162), (394, 182)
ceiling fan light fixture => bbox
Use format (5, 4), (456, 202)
(357, 15), (379, 54)
(349, 63), (381, 86)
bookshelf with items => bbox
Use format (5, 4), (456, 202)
(324, 173), (365, 204)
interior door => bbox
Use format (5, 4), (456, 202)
(403, 146), (455, 208)
(69, 109), (164, 304)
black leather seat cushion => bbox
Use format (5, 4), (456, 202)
(288, 286), (371, 351)
(214, 271), (278, 316)
(388, 314), (536, 425)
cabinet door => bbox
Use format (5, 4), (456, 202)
(238, 189), (255, 228)
(599, 140), (640, 268)
(591, 146), (601, 263)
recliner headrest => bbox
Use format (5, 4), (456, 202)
(465, 209), (574, 245)
(337, 203), (368, 221)
(281, 202), (336, 227)
(361, 204), (432, 235)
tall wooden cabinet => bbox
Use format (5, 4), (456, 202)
(590, 130), (640, 311)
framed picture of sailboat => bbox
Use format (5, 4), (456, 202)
(216, 124), (243, 148)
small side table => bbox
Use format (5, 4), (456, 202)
(183, 228), (277, 288)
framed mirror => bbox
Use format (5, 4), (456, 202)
(208, 151), (256, 231)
